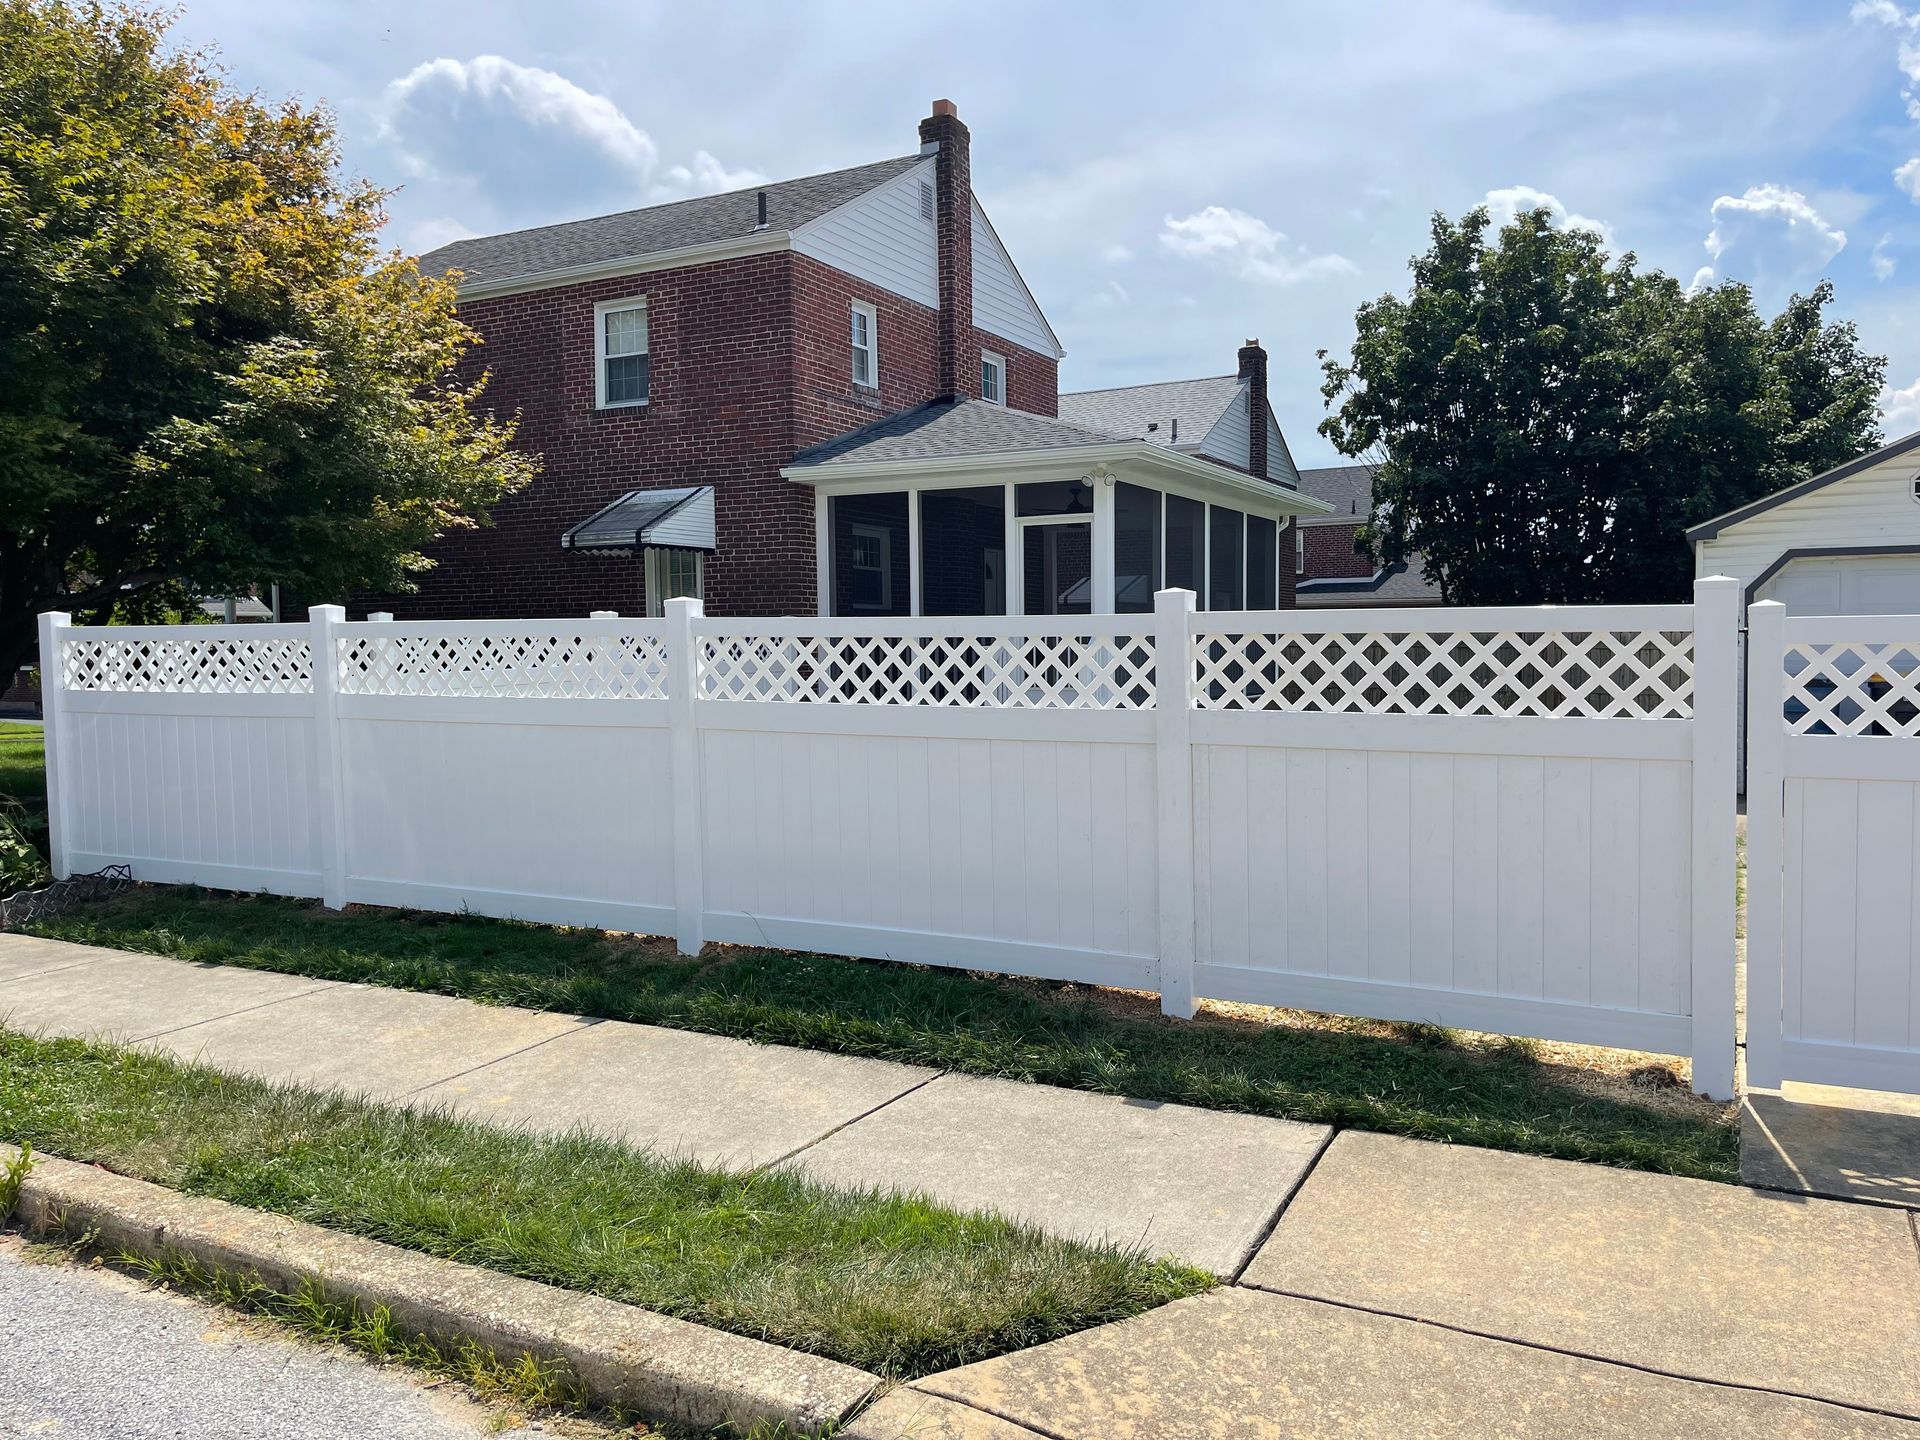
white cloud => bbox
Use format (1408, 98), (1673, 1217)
(1853, 2), (1920, 117)
(1688, 265), (1717, 293)
(384, 56), (656, 175)
(1880, 373), (1920, 434)
(1100, 242), (1134, 264)
(403, 216), (479, 254)
(1875, 233), (1898, 280)
(1481, 185), (1613, 244)
(1159, 206), (1356, 286)
(379, 55), (758, 218)
(1898, 156), (1920, 201)
(654, 151), (767, 201)
(1701, 185), (1846, 286)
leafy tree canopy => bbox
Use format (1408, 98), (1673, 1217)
(0, 0), (535, 677)
(1319, 207), (1886, 604)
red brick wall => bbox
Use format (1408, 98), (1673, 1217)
(1300, 521), (1371, 581)
(362, 242), (1065, 621)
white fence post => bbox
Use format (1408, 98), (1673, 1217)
(1743, 599), (1787, 1090)
(36, 611), (73, 880)
(665, 597), (706, 957)
(309, 604), (348, 909)
(1155, 587), (1197, 1018)
(1689, 576), (1740, 1099)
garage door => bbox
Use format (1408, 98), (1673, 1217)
(1757, 553), (1920, 614)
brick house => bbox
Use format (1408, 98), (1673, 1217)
(380, 101), (1327, 621)
(1292, 462), (1441, 606)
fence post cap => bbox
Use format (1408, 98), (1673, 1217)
(1153, 587), (1196, 614)
(665, 597), (705, 619)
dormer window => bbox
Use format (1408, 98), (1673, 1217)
(595, 299), (649, 409)
(980, 351), (1005, 405)
(851, 300), (878, 388)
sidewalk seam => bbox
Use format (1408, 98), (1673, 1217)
(753, 1069), (948, 1174)
(1226, 1124), (1338, 1284)
(1237, 1281), (1920, 1425)
(0, 956), (115, 988)
(393, 1017), (609, 1100)
(130, 984), (338, 1043)
(909, 1384), (1075, 1440)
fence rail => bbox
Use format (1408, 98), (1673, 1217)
(37, 581), (1742, 1098)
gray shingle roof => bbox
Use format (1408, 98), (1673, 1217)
(791, 399), (1127, 467)
(1057, 376), (1244, 447)
(1296, 462), (1378, 523)
(1296, 560), (1440, 603)
(417, 155), (925, 289)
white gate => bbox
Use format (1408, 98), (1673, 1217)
(1746, 603), (1920, 1094)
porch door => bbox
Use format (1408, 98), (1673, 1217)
(1019, 520), (1093, 616)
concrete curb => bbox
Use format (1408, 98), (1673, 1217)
(3, 1143), (879, 1433)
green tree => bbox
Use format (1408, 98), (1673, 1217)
(1319, 208), (1885, 604)
(0, 1), (535, 680)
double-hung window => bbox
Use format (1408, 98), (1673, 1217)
(597, 299), (649, 408)
(980, 351), (1005, 405)
(850, 300), (878, 388)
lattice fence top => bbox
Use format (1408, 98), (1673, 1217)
(338, 630), (670, 700)
(62, 634), (314, 694)
(696, 631), (1156, 709)
(1783, 642), (1920, 737)
(1190, 627), (1695, 718)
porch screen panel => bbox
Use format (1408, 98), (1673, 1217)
(921, 486), (1007, 615)
(1114, 482), (1161, 614)
(1209, 507), (1245, 610)
(831, 492), (911, 617)
(1166, 494), (1205, 598)
(1247, 515), (1277, 609)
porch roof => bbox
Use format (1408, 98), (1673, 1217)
(784, 399), (1332, 518)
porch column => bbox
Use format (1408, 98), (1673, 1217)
(1091, 471), (1115, 613)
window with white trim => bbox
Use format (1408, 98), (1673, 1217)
(980, 351), (1005, 405)
(848, 521), (892, 610)
(1295, 524), (1306, 574)
(850, 300), (878, 388)
(596, 300), (649, 408)
(644, 549), (704, 616)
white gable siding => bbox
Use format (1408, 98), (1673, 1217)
(791, 162), (938, 309)
(971, 198), (1061, 358)
(1266, 412), (1301, 486)
(1198, 388), (1252, 470)
(1696, 455), (1920, 593)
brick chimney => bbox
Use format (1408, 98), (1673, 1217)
(919, 100), (974, 400)
(1238, 339), (1268, 479)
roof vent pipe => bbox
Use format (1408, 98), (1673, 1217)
(754, 191), (768, 229)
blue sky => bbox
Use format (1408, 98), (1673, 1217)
(170, 0), (1920, 464)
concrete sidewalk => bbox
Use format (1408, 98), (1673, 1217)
(5, 934), (1918, 1437)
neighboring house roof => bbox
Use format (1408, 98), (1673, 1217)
(1684, 429), (1920, 541)
(417, 155), (925, 292)
(1057, 376), (1244, 448)
(1295, 462), (1379, 524)
(792, 398), (1127, 466)
(1296, 561), (1442, 604)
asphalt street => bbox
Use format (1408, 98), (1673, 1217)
(0, 1237), (574, 1440)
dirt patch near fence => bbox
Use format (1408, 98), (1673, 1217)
(1000, 976), (1719, 1128)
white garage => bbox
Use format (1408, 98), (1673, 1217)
(1690, 431), (1920, 615)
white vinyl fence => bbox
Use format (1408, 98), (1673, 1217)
(1745, 603), (1920, 1094)
(37, 578), (1740, 1097)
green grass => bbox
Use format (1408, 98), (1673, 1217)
(0, 721), (47, 862)
(28, 886), (1739, 1181)
(0, 1026), (1208, 1379)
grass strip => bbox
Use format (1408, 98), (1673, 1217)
(31, 887), (1740, 1180)
(0, 1027), (1209, 1379)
